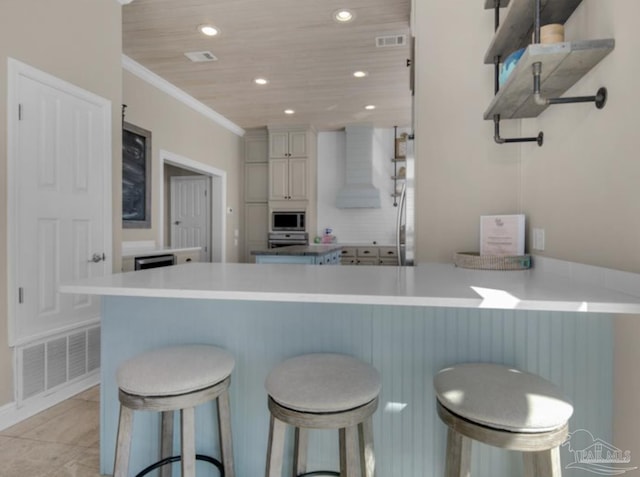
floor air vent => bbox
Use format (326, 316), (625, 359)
(375, 34), (407, 48)
(18, 325), (100, 402)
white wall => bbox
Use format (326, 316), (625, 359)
(122, 71), (244, 263)
(317, 128), (405, 245)
(0, 0), (122, 407)
(413, 2), (521, 263)
(413, 0), (640, 462)
(520, 0), (640, 273)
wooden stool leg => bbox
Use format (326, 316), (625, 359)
(523, 447), (562, 477)
(339, 426), (360, 477)
(217, 390), (236, 477)
(180, 407), (196, 477)
(160, 411), (174, 477)
(444, 427), (471, 477)
(358, 417), (375, 477)
(293, 427), (309, 477)
(113, 405), (134, 477)
(265, 415), (287, 477)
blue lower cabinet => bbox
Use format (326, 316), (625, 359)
(255, 255), (315, 264)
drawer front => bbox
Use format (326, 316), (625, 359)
(357, 247), (378, 258)
(341, 257), (358, 265)
(378, 246), (397, 258)
(356, 257), (378, 265)
(175, 252), (200, 264)
(379, 257), (399, 266)
(340, 247), (357, 257)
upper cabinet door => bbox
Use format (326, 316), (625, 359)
(288, 131), (308, 157)
(288, 158), (308, 200)
(269, 132), (289, 158)
(245, 135), (268, 163)
(269, 158), (289, 200)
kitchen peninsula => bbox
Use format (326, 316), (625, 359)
(61, 261), (640, 477)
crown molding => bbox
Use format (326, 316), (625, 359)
(117, 0), (135, 4)
(121, 54), (245, 137)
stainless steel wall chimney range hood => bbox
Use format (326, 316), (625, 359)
(336, 124), (381, 209)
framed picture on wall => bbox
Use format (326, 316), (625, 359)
(122, 121), (151, 228)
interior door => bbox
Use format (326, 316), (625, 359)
(11, 62), (111, 344)
(170, 176), (211, 261)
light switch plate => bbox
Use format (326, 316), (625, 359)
(532, 228), (545, 251)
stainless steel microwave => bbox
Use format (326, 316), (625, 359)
(272, 211), (305, 231)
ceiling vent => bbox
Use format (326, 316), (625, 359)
(376, 34), (407, 48)
(184, 51), (218, 62)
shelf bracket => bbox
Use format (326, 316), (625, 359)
(532, 63), (608, 109)
(493, 115), (543, 146)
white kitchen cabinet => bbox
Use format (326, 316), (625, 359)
(174, 249), (200, 265)
(245, 163), (268, 202)
(269, 130), (307, 158)
(269, 156), (308, 201)
(340, 245), (399, 266)
(244, 132), (269, 163)
(243, 128), (269, 261)
(244, 202), (269, 262)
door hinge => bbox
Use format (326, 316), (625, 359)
(18, 104), (23, 120)
(18, 287), (24, 304)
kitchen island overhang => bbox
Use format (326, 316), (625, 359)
(61, 261), (640, 314)
(60, 262), (640, 477)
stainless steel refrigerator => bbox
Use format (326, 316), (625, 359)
(396, 136), (414, 266)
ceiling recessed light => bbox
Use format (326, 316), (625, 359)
(284, 109), (295, 115)
(198, 24), (219, 37)
(353, 71), (368, 78)
(365, 105), (376, 110)
(254, 77), (269, 85)
(333, 9), (355, 23)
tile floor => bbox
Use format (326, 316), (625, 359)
(0, 386), (101, 477)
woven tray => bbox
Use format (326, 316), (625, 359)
(453, 252), (531, 270)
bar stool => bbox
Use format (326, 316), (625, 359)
(265, 353), (381, 477)
(113, 344), (235, 477)
(434, 363), (574, 477)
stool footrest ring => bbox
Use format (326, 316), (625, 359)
(135, 453), (224, 477)
(298, 472), (340, 477)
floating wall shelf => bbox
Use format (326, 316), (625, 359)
(484, 0), (584, 63)
(484, 0), (615, 146)
(484, 39), (615, 120)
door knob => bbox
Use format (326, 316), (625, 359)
(88, 253), (105, 263)
(174, 221), (181, 225)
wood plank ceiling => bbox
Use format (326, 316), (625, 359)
(122, 0), (412, 131)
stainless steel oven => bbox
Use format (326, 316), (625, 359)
(268, 232), (309, 248)
(271, 211), (305, 232)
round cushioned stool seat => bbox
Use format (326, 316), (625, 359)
(434, 363), (573, 433)
(117, 344), (235, 396)
(266, 353), (381, 413)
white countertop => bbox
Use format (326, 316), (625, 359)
(60, 262), (640, 314)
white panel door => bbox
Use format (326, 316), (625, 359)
(12, 65), (111, 344)
(170, 176), (210, 262)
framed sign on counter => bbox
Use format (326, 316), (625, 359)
(122, 121), (151, 228)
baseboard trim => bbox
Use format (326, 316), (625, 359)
(0, 372), (100, 432)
